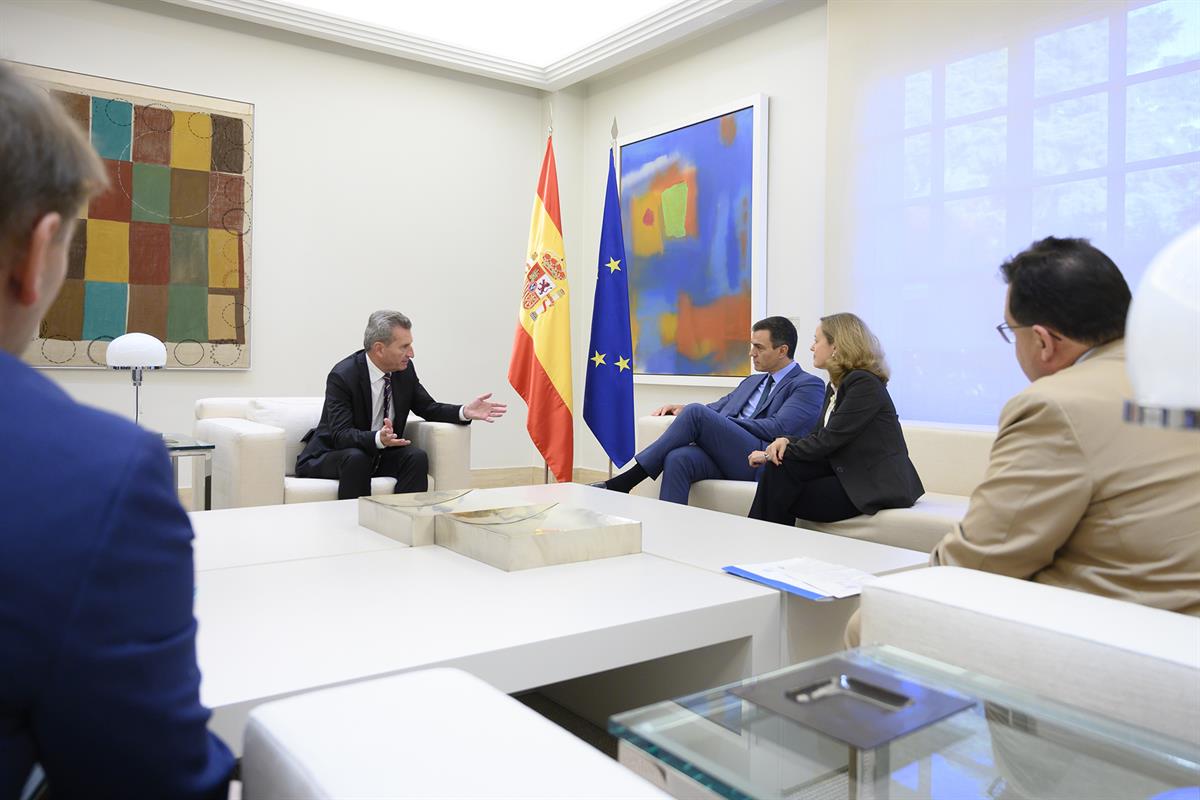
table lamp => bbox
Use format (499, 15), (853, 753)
(105, 332), (166, 424)
(1124, 225), (1199, 430)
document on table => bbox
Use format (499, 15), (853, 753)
(722, 557), (877, 600)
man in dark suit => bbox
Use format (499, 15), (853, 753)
(597, 317), (825, 504)
(0, 63), (234, 799)
(296, 310), (507, 499)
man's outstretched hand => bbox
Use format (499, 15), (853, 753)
(463, 393), (508, 423)
(380, 417), (411, 447)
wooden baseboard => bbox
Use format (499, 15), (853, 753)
(469, 466), (610, 488)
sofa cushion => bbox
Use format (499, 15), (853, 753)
(283, 476), (398, 504)
(900, 422), (994, 496)
(801, 492), (965, 552)
(248, 398), (324, 475)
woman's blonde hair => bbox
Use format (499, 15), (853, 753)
(819, 312), (890, 386)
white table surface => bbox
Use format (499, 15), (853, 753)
(190, 500), (404, 572)
(191, 484), (927, 750)
(452, 483), (929, 576)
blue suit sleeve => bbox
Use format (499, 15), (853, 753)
(31, 432), (234, 800)
(706, 389), (735, 414)
(735, 375), (825, 441)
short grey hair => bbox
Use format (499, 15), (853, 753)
(363, 310), (411, 350)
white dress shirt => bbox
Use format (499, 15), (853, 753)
(367, 355), (471, 449)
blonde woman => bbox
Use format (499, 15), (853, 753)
(747, 313), (923, 525)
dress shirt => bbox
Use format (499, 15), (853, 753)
(367, 356), (470, 449)
(824, 386), (837, 427)
(738, 360), (798, 419)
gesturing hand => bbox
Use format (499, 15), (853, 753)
(765, 436), (789, 465)
(380, 417), (411, 448)
(464, 392), (508, 423)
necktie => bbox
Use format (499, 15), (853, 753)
(751, 375), (775, 417)
(381, 374), (392, 424)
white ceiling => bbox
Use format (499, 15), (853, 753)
(273, 0), (683, 67)
(158, 0), (781, 90)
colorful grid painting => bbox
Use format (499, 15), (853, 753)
(19, 64), (254, 369)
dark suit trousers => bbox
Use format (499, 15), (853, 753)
(748, 457), (859, 525)
(297, 445), (429, 500)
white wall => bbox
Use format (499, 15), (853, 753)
(566, 1), (829, 470)
(1, 0), (828, 475)
(0, 0), (545, 471)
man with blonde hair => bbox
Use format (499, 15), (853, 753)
(0, 63), (234, 798)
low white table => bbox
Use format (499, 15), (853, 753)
(190, 484), (927, 751)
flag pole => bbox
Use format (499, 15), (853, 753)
(608, 114), (618, 486)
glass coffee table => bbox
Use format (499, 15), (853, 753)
(163, 433), (214, 511)
(610, 645), (1200, 800)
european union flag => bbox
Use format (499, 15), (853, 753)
(584, 149), (635, 466)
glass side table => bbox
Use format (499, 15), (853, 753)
(610, 645), (1200, 800)
(163, 434), (214, 511)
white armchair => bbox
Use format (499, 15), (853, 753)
(194, 397), (471, 509)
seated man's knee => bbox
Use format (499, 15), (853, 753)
(339, 449), (373, 476)
(409, 446), (429, 471)
(663, 446), (701, 478)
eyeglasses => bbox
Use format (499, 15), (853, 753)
(996, 322), (1063, 344)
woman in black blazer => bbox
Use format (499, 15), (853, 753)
(747, 313), (923, 525)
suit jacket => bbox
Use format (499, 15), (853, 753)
(707, 363), (825, 442)
(784, 369), (924, 514)
(297, 350), (467, 466)
(932, 340), (1200, 616)
(0, 351), (233, 800)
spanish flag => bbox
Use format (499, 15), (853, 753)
(508, 135), (573, 482)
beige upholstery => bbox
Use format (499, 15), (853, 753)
(634, 415), (995, 552)
(195, 397), (471, 509)
(860, 566), (1200, 743)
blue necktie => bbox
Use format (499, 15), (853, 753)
(751, 375), (775, 417)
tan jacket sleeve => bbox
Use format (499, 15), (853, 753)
(931, 389), (1092, 578)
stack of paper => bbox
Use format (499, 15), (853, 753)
(722, 557), (877, 600)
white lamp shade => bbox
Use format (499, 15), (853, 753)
(105, 332), (167, 369)
(1125, 225), (1200, 418)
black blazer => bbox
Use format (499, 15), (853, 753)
(297, 350), (467, 466)
(784, 369), (924, 515)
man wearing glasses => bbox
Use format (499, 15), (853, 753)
(930, 236), (1199, 616)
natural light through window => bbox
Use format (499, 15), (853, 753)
(866, 0), (1200, 424)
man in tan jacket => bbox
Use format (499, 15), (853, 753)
(931, 237), (1199, 616)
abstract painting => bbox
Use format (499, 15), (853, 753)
(17, 63), (254, 369)
(619, 96), (767, 379)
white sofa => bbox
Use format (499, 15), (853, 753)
(194, 397), (471, 509)
(860, 566), (1200, 745)
(634, 415), (995, 552)
(240, 668), (668, 799)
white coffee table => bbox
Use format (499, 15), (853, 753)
(190, 484), (927, 752)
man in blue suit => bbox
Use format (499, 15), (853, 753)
(0, 64), (234, 799)
(597, 317), (825, 504)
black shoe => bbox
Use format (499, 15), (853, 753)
(588, 481), (608, 489)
